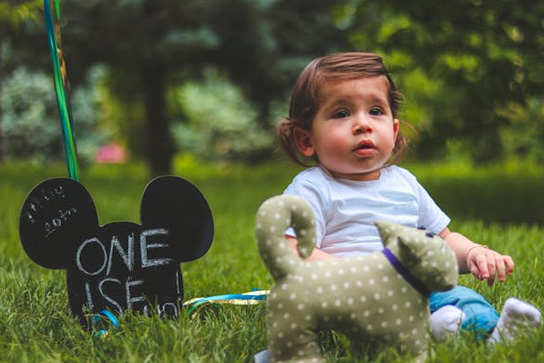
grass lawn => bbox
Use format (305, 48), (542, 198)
(0, 157), (543, 362)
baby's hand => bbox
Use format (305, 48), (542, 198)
(466, 245), (514, 285)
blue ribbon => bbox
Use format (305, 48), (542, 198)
(184, 289), (268, 315)
(382, 248), (430, 297)
(92, 309), (120, 338)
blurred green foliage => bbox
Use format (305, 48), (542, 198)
(0, 0), (41, 27)
(1, 0), (544, 171)
(1, 66), (114, 163)
(171, 68), (275, 161)
(1, 67), (60, 159)
(343, 0), (544, 162)
(498, 98), (544, 164)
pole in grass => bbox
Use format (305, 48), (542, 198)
(44, 0), (80, 181)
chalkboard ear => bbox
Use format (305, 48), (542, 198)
(140, 176), (214, 262)
(19, 178), (99, 269)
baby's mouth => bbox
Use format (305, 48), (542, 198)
(354, 140), (375, 151)
(353, 140), (376, 157)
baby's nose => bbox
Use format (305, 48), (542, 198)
(352, 115), (372, 133)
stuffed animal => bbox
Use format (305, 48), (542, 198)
(255, 195), (458, 363)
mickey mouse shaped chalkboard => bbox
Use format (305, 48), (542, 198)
(19, 176), (213, 326)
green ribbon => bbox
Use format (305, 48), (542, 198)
(44, 0), (80, 181)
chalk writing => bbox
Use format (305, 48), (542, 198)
(107, 234), (134, 275)
(76, 237), (108, 276)
(142, 291), (182, 317)
(19, 176), (214, 323)
(76, 229), (172, 277)
(84, 277), (146, 314)
(141, 228), (172, 268)
(23, 186), (66, 224)
(98, 278), (124, 313)
(40, 186), (65, 201)
(74, 227), (178, 316)
(125, 278), (146, 309)
(44, 207), (77, 237)
(84, 275), (180, 316)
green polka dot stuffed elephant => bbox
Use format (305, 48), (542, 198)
(255, 195), (458, 363)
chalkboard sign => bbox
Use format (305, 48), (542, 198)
(19, 176), (214, 326)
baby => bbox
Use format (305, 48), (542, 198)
(255, 52), (540, 362)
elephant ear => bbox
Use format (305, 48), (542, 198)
(140, 176), (214, 262)
(19, 178), (99, 269)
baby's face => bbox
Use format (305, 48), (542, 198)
(297, 76), (399, 181)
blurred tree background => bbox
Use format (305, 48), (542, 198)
(1, 0), (543, 175)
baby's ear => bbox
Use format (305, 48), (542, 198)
(293, 127), (315, 157)
(140, 176), (214, 262)
(19, 178), (99, 269)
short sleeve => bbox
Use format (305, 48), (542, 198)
(416, 181), (450, 234)
(283, 169), (329, 248)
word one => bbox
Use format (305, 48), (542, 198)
(19, 176), (214, 326)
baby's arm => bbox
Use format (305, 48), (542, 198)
(285, 235), (338, 261)
(439, 227), (514, 285)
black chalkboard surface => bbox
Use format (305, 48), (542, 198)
(19, 176), (214, 325)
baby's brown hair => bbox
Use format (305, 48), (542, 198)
(277, 52), (409, 166)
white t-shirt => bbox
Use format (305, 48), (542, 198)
(283, 165), (450, 258)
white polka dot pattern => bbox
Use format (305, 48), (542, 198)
(256, 195), (458, 363)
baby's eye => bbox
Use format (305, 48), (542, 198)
(333, 110), (350, 119)
(369, 107), (385, 116)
